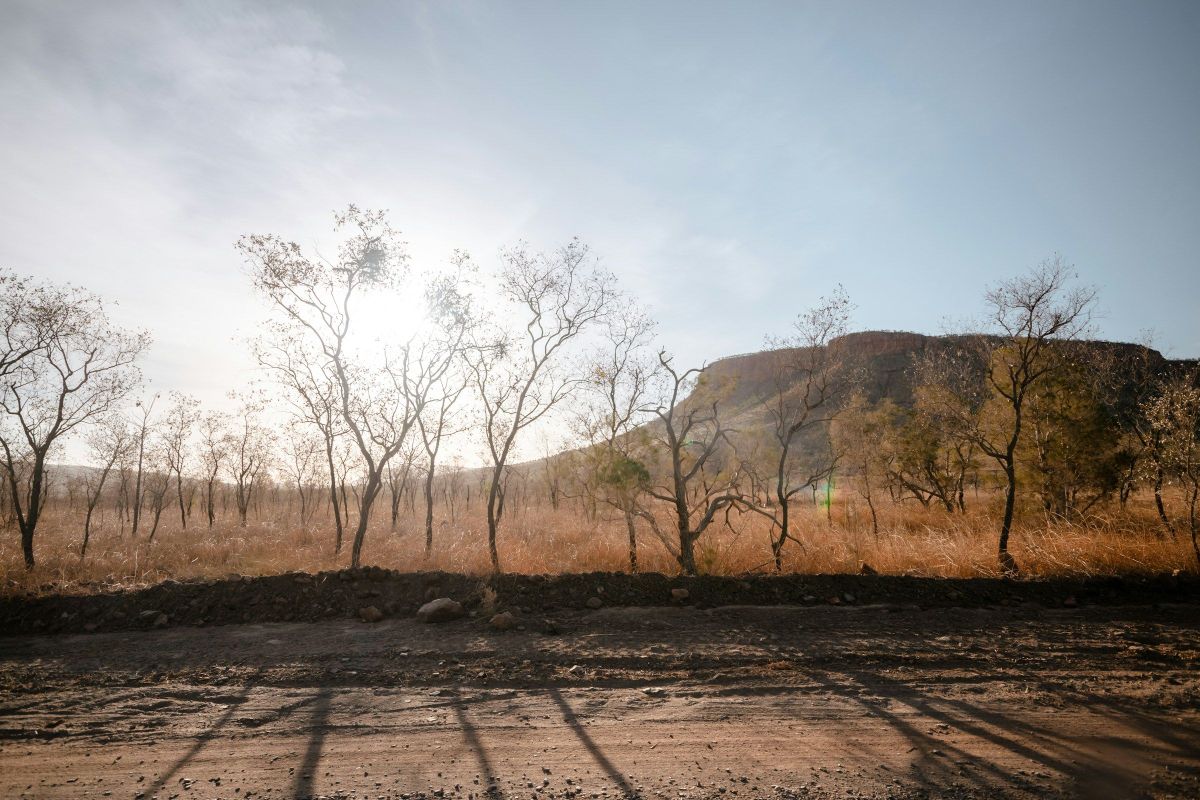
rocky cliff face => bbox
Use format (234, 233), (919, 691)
(698, 330), (1188, 423)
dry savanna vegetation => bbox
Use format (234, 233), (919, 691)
(2, 208), (1198, 594)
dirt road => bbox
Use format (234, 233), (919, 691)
(2, 602), (1198, 799)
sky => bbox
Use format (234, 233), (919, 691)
(2, 0), (1198, 418)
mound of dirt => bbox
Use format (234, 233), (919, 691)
(1, 568), (1196, 637)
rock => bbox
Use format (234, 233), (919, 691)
(543, 619), (560, 635)
(737, 581), (751, 591)
(153, 613), (169, 628)
(858, 562), (877, 575)
(417, 598), (465, 623)
(83, 622), (98, 632)
(585, 596), (603, 609)
(358, 605), (384, 623)
(827, 596), (842, 606)
(568, 664), (583, 675)
(1062, 596), (1078, 609)
(670, 588), (690, 601)
(490, 611), (517, 631)
(802, 595), (818, 604)
(842, 593), (856, 604)
(139, 610), (161, 620)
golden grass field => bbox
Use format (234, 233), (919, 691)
(2, 483), (1195, 595)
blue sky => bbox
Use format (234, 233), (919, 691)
(2, 0), (1198, 410)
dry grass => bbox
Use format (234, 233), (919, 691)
(1, 488), (1195, 596)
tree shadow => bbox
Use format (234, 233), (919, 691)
(141, 675), (259, 799)
(547, 687), (639, 798)
(292, 685), (333, 799)
(448, 689), (504, 798)
(804, 665), (1192, 800)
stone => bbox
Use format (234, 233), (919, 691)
(490, 611), (517, 631)
(670, 588), (690, 601)
(585, 596), (603, 609)
(153, 613), (169, 628)
(358, 605), (384, 623)
(842, 593), (856, 604)
(417, 598), (465, 623)
(1063, 596), (1078, 609)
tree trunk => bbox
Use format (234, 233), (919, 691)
(998, 458), (1018, 575)
(176, 473), (187, 529)
(21, 522), (35, 569)
(624, 506), (638, 573)
(1154, 466), (1174, 539)
(349, 475), (383, 568)
(424, 461), (436, 556)
(486, 467), (503, 573)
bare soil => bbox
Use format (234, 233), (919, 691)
(1, 580), (1199, 800)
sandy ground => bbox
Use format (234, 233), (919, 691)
(2, 602), (1199, 799)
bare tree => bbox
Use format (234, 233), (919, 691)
(747, 288), (852, 570)
(574, 306), (658, 571)
(466, 239), (617, 572)
(915, 257), (1095, 573)
(413, 266), (476, 554)
(160, 391), (200, 530)
(227, 395), (272, 526)
(143, 443), (172, 543)
(385, 443), (417, 531)
(281, 423), (323, 525)
(639, 352), (740, 576)
(0, 276), (148, 568)
(197, 410), (229, 528)
(832, 393), (891, 539)
(245, 206), (449, 566)
(81, 415), (132, 557)
(254, 324), (348, 551)
(128, 395), (159, 537)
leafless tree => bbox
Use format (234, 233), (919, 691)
(227, 395), (272, 527)
(465, 239), (617, 572)
(128, 395), (159, 537)
(573, 306), (658, 571)
(143, 443), (172, 543)
(281, 423), (323, 526)
(385, 443), (417, 531)
(160, 391), (200, 530)
(197, 410), (229, 527)
(639, 352), (740, 576)
(411, 265), (477, 554)
(0, 275), (148, 568)
(746, 288), (852, 570)
(245, 206), (453, 566)
(915, 257), (1095, 573)
(254, 324), (349, 551)
(81, 415), (132, 557)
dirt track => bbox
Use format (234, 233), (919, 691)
(2, 601), (1199, 800)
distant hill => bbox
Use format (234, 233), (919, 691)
(633, 330), (1197, 463)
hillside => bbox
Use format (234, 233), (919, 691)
(692, 330), (1193, 437)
